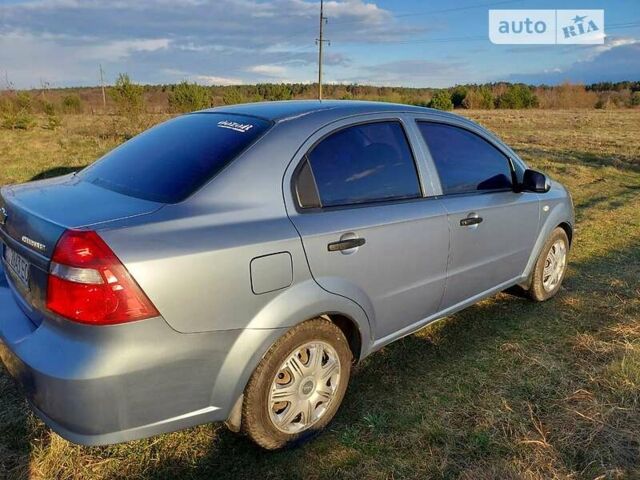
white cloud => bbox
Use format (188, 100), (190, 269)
(588, 36), (638, 58)
(247, 64), (287, 76)
(0, 32), (169, 87)
(324, 0), (391, 24)
(78, 38), (170, 61)
(193, 75), (243, 86)
(0, 0), (434, 88)
(0, 0), (408, 87)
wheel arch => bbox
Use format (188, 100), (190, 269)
(320, 312), (363, 362)
(558, 221), (573, 246)
(522, 200), (574, 286)
(214, 279), (372, 428)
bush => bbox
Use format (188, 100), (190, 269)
(110, 73), (144, 117)
(496, 84), (538, 109)
(629, 91), (640, 107)
(168, 81), (211, 113)
(428, 91), (453, 111)
(222, 87), (246, 105)
(257, 83), (293, 101)
(1, 110), (36, 130)
(42, 101), (61, 130)
(0, 93), (35, 130)
(0, 96), (13, 114)
(406, 98), (430, 107)
(16, 92), (32, 112)
(535, 83), (597, 109)
(61, 94), (83, 113)
(594, 92), (627, 109)
(450, 86), (468, 108)
(462, 87), (494, 109)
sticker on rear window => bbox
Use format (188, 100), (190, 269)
(217, 120), (254, 133)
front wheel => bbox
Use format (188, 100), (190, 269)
(242, 318), (352, 450)
(525, 227), (569, 301)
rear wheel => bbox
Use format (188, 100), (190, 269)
(242, 318), (352, 450)
(525, 227), (569, 301)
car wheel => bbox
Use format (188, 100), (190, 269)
(242, 318), (352, 450)
(526, 227), (569, 302)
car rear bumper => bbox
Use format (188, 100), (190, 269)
(0, 265), (285, 446)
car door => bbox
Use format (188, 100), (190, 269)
(285, 118), (449, 340)
(415, 120), (540, 309)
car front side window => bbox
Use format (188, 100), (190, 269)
(417, 122), (514, 195)
(297, 121), (421, 208)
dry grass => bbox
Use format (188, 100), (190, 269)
(0, 109), (639, 479)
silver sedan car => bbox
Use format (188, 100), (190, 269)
(0, 101), (574, 449)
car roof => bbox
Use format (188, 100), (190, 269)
(199, 100), (457, 123)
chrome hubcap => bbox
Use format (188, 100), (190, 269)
(269, 341), (341, 434)
(543, 239), (567, 292)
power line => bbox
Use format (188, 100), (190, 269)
(316, 21), (640, 47)
(278, 0), (528, 45)
(179, 20), (640, 84)
(333, 0), (527, 26)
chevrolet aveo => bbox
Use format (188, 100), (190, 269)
(0, 101), (574, 449)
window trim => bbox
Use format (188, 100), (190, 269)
(293, 156), (321, 209)
(291, 119), (424, 212)
(415, 120), (519, 197)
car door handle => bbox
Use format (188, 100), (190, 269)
(460, 216), (483, 227)
(327, 238), (366, 252)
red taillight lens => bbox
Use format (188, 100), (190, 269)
(46, 230), (159, 325)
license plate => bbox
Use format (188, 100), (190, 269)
(4, 246), (30, 288)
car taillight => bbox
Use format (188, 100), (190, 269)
(46, 230), (159, 325)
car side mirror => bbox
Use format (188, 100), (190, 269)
(521, 169), (550, 193)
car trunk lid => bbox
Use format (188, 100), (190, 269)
(0, 174), (163, 326)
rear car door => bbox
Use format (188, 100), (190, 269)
(285, 117), (449, 341)
(415, 121), (540, 309)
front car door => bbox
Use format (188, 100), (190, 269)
(414, 119), (540, 309)
(284, 116), (449, 341)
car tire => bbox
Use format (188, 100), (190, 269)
(526, 227), (569, 302)
(242, 318), (352, 450)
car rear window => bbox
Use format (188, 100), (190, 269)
(79, 113), (271, 203)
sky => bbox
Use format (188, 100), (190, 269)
(0, 0), (639, 89)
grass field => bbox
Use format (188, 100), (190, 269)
(1, 109), (639, 479)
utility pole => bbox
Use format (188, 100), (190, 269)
(99, 64), (107, 109)
(316, 0), (329, 100)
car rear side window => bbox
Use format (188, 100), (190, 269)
(300, 121), (421, 208)
(80, 113), (271, 203)
(417, 122), (513, 195)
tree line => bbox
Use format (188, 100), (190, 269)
(1, 75), (639, 130)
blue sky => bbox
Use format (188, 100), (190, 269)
(0, 0), (638, 88)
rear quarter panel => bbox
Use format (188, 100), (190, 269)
(98, 197), (310, 334)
